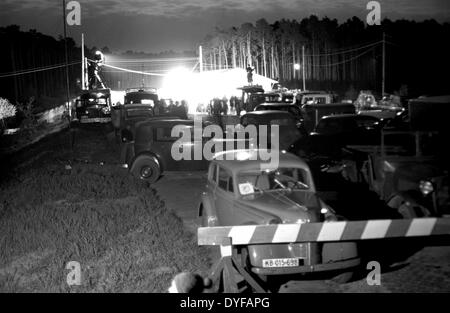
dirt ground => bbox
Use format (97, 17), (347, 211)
(0, 125), (212, 292)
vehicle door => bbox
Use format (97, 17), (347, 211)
(153, 125), (184, 171)
(188, 125), (208, 171)
(214, 166), (236, 226)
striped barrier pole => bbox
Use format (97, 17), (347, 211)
(198, 218), (450, 246)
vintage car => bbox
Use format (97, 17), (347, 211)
(341, 129), (449, 218)
(122, 118), (207, 182)
(124, 87), (159, 106)
(254, 103), (304, 126)
(240, 111), (304, 150)
(198, 149), (360, 283)
(74, 88), (112, 123)
(339, 96), (450, 218)
(111, 103), (155, 142)
(300, 102), (356, 133)
(258, 91), (296, 104)
(297, 114), (385, 158)
(342, 96), (450, 218)
(237, 85), (265, 113)
(122, 118), (247, 182)
(297, 91), (335, 106)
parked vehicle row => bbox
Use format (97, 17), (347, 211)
(76, 84), (448, 289)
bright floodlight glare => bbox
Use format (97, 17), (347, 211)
(160, 67), (193, 101)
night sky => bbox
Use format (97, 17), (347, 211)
(1, 0), (449, 53)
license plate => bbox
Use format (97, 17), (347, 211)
(80, 117), (111, 123)
(262, 258), (300, 268)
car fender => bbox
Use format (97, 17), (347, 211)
(130, 153), (160, 174)
(387, 190), (431, 218)
(131, 150), (165, 171)
(120, 141), (135, 165)
(322, 241), (359, 264)
(199, 192), (218, 227)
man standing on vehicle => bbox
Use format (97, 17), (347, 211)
(88, 50), (106, 89)
(246, 65), (254, 85)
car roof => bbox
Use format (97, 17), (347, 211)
(126, 87), (157, 94)
(243, 110), (293, 117)
(256, 103), (298, 108)
(320, 114), (379, 121)
(300, 91), (330, 95)
(302, 103), (354, 108)
(238, 85), (264, 93)
(136, 118), (194, 129)
(409, 95), (450, 104)
(212, 150), (309, 174)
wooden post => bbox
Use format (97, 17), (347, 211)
(302, 45), (306, 91)
(382, 32), (386, 96)
(81, 33), (85, 90)
(199, 46), (203, 73)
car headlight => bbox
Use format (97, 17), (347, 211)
(419, 180), (434, 195)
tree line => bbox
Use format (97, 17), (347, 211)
(1, 16), (449, 109)
(201, 16), (450, 97)
(0, 25), (104, 111)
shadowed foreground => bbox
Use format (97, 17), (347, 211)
(0, 127), (211, 292)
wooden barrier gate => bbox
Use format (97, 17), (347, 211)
(197, 218), (450, 293)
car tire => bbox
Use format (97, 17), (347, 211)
(131, 155), (161, 183)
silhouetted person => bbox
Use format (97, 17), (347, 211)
(88, 51), (106, 89)
(246, 65), (254, 85)
(212, 97), (223, 129)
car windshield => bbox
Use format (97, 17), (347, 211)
(125, 93), (158, 105)
(237, 167), (310, 195)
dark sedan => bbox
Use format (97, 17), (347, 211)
(254, 103), (304, 125)
(291, 114), (384, 159)
(240, 111), (304, 151)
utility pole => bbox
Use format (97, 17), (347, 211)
(302, 45), (306, 91)
(81, 33), (85, 90)
(382, 32), (386, 96)
(62, 0), (71, 121)
(199, 46), (203, 73)
(141, 63), (145, 88)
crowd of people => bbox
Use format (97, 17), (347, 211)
(154, 99), (188, 119)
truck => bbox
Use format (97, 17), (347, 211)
(73, 88), (112, 123)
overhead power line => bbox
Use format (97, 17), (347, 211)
(0, 61), (81, 78)
(311, 45), (377, 67)
(305, 40), (382, 57)
(106, 57), (198, 63)
(99, 62), (166, 77)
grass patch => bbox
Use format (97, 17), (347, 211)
(0, 163), (211, 292)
